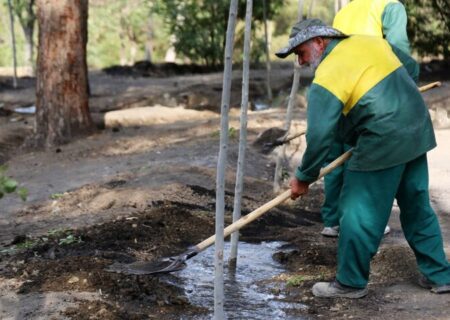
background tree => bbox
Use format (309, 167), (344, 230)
(405, 0), (450, 59)
(88, 0), (157, 67)
(155, 0), (283, 67)
(1, 0), (448, 69)
(10, 0), (36, 75)
(6, 0), (17, 87)
(35, 0), (93, 148)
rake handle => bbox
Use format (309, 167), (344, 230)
(194, 149), (353, 252)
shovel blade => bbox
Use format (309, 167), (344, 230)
(105, 249), (198, 275)
(106, 258), (187, 275)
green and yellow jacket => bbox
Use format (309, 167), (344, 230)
(295, 36), (436, 182)
(333, 0), (410, 54)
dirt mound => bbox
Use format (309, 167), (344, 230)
(1, 204), (215, 318)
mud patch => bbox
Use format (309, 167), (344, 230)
(1, 205), (215, 318)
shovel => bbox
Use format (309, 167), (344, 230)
(260, 129), (306, 154)
(106, 149), (353, 275)
(106, 81), (440, 275)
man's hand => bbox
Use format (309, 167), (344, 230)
(290, 178), (310, 200)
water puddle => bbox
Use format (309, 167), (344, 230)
(173, 241), (307, 319)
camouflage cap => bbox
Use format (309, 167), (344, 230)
(275, 19), (347, 59)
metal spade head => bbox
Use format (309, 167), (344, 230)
(105, 249), (198, 275)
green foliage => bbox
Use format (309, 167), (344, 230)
(155, 0), (284, 67)
(154, 0), (228, 67)
(285, 272), (327, 287)
(0, 165), (27, 201)
(88, 0), (166, 68)
(58, 234), (83, 245)
(0, 229), (82, 255)
(10, 0), (36, 31)
(405, 0), (450, 59)
(286, 275), (306, 287)
(211, 127), (238, 139)
(0, 0), (448, 69)
(50, 193), (64, 200)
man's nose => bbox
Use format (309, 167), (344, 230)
(297, 56), (304, 65)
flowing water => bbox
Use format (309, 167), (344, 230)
(172, 241), (307, 319)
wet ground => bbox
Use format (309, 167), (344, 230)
(0, 66), (449, 319)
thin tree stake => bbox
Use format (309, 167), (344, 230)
(273, 0), (303, 192)
(214, 0), (238, 318)
(229, 0), (253, 270)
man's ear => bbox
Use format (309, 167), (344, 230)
(313, 37), (326, 50)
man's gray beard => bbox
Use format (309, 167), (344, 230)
(309, 47), (322, 70)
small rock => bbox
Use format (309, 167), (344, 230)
(97, 308), (108, 316)
(171, 296), (189, 305)
(67, 276), (79, 284)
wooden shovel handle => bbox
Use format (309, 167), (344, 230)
(194, 149), (353, 252)
(419, 81), (441, 92)
(194, 82), (439, 252)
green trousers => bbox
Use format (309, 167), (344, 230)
(321, 142), (350, 227)
(336, 154), (450, 288)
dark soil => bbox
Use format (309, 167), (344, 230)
(0, 62), (449, 319)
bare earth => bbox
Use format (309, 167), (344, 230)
(0, 66), (449, 319)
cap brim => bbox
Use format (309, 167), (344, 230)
(275, 25), (348, 59)
(275, 47), (293, 59)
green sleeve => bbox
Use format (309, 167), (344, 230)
(295, 84), (343, 182)
(390, 44), (420, 83)
(382, 2), (411, 55)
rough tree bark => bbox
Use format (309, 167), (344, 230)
(35, 0), (93, 148)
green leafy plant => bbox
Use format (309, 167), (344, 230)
(286, 275), (306, 287)
(211, 127), (238, 139)
(50, 193), (65, 200)
(0, 165), (27, 201)
(15, 239), (37, 249)
(58, 234), (83, 246)
(286, 273), (328, 287)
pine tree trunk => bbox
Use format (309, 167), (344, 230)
(35, 0), (93, 148)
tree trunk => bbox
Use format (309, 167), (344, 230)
(23, 28), (35, 75)
(262, 0), (272, 107)
(273, 0), (303, 192)
(35, 0), (93, 148)
(215, 0), (238, 318)
(14, 0), (36, 76)
(229, 0), (253, 269)
(144, 15), (153, 62)
(308, 0), (316, 18)
(7, 0), (18, 88)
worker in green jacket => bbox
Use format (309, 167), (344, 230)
(321, 0), (411, 237)
(276, 19), (450, 298)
